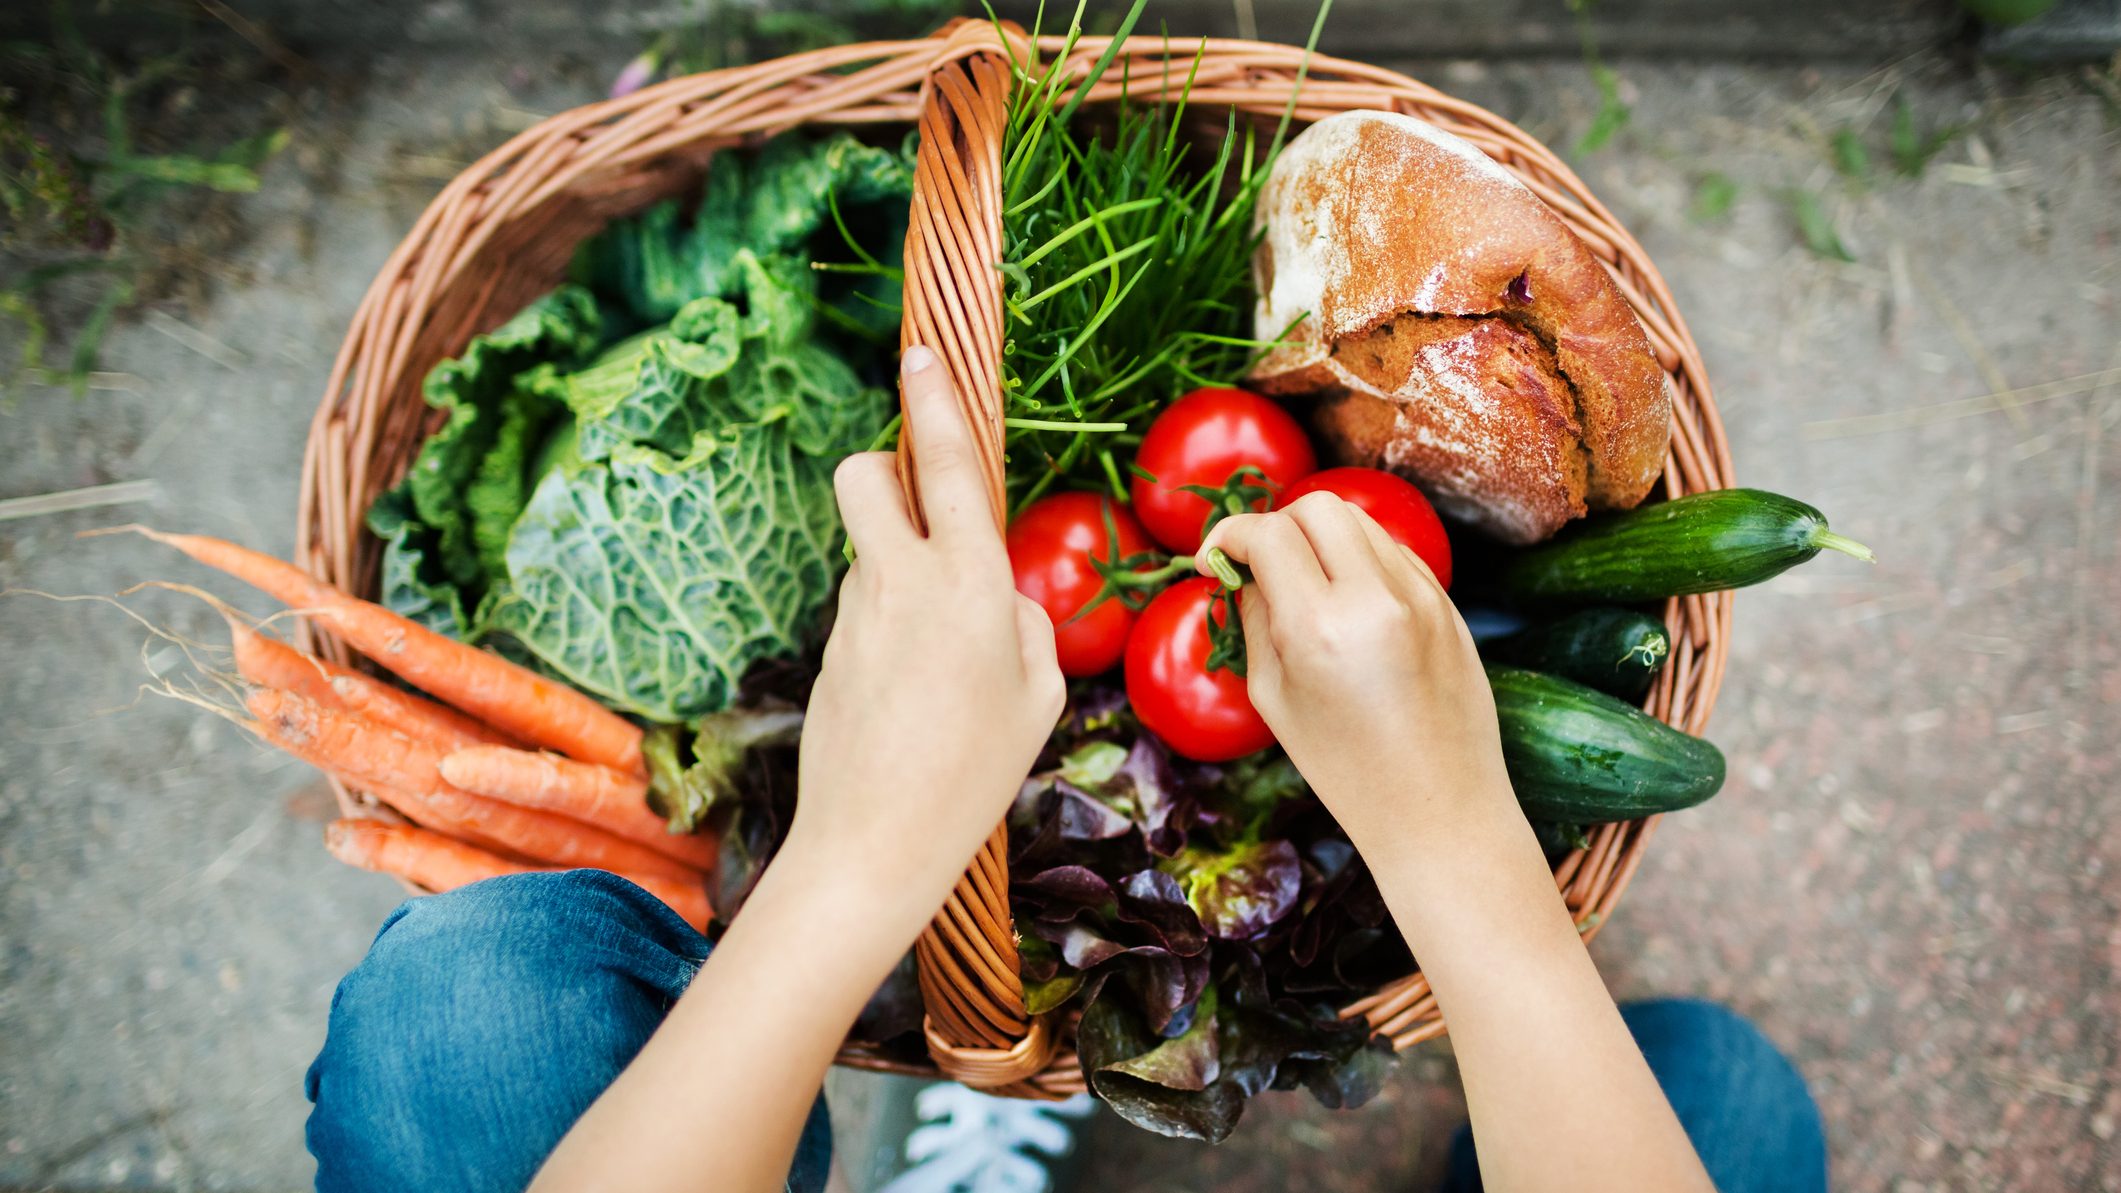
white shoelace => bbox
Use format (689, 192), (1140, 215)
(876, 1085), (1096, 1193)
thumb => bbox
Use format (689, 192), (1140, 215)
(1013, 593), (1065, 713)
(1233, 583), (1282, 696)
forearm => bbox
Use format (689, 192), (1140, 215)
(1364, 799), (1712, 1193)
(531, 848), (914, 1193)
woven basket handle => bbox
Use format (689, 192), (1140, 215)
(897, 19), (1016, 530)
(894, 22), (1061, 1093)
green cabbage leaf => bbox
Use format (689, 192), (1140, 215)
(368, 131), (904, 714)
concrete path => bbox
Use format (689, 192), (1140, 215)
(2, 46), (2115, 1193)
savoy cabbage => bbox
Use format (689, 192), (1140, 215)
(368, 131), (906, 719)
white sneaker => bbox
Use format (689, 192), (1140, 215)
(875, 1084), (1096, 1193)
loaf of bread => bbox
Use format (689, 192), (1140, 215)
(1248, 110), (1671, 544)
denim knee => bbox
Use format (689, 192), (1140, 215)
(1620, 999), (1828, 1193)
(306, 871), (709, 1193)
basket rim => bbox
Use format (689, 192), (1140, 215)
(294, 25), (1734, 1099)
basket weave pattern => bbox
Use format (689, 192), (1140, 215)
(297, 23), (1733, 1100)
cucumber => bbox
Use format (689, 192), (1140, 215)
(1488, 664), (1725, 824)
(1501, 488), (1873, 603)
(1530, 820), (1592, 859)
(1484, 607), (1670, 700)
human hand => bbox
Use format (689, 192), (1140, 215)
(1197, 492), (1517, 859)
(783, 346), (1066, 938)
(1199, 496), (1715, 1193)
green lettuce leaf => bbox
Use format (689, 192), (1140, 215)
(643, 708), (805, 832)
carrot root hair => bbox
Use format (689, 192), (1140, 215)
(122, 527), (644, 774)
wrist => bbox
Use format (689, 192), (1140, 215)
(765, 825), (960, 953)
(1318, 762), (1520, 866)
(1352, 790), (1569, 951)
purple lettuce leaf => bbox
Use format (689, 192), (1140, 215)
(1122, 948), (1212, 1035)
(1018, 865), (1118, 923)
(1282, 1032), (1400, 1110)
(1053, 784), (1136, 841)
(1280, 927), (1412, 997)
(1025, 918), (1207, 1033)
(1036, 736), (1198, 856)
(1257, 997), (1399, 1109)
(1114, 736), (1195, 856)
(1100, 986), (1222, 1091)
(1195, 752), (1310, 843)
(1035, 921), (1133, 970)
(1010, 783), (1155, 876)
(1077, 975), (1374, 1140)
(1077, 983), (1248, 1142)
(1113, 869), (1209, 958)
(1061, 684), (1131, 738)
(1288, 836), (1390, 974)
(1162, 839), (1303, 940)
(710, 753), (791, 921)
(1016, 932), (1063, 983)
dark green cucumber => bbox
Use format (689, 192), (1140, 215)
(1487, 664), (1725, 824)
(1530, 820), (1593, 859)
(1484, 607), (1671, 701)
(1501, 488), (1873, 603)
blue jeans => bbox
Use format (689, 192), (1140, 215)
(304, 871), (832, 1193)
(307, 871), (1823, 1192)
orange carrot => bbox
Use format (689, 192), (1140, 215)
(324, 671), (522, 752)
(131, 528), (642, 774)
(228, 619), (516, 751)
(326, 819), (527, 890)
(365, 784), (532, 863)
(247, 687), (456, 799)
(397, 784), (703, 887)
(438, 745), (718, 870)
(227, 619), (341, 707)
(247, 689), (701, 886)
(325, 820), (711, 929)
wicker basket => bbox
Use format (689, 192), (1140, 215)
(296, 20), (1733, 1100)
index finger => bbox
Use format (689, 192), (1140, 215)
(1351, 506), (1446, 598)
(898, 345), (999, 539)
(833, 451), (917, 560)
(1199, 510), (1328, 607)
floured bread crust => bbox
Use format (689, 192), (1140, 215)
(1249, 110), (1670, 544)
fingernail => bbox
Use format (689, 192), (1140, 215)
(901, 345), (938, 376)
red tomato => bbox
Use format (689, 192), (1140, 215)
(1277, 467), (1454, 590)
(1007, 492), (1155, 677)
(1129, 387), (1318, 551)
(1124, 577), (1274, 762)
